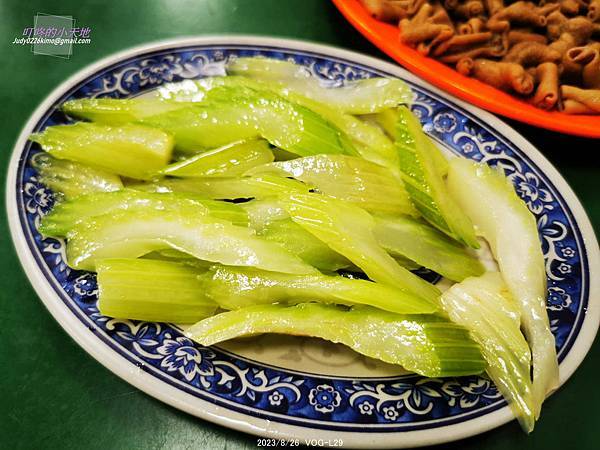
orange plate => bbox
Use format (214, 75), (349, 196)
(332, 0), (600, 137)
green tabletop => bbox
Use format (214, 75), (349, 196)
(1, 1), (598, 449)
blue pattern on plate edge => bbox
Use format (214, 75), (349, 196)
(18, 45), (587, 431)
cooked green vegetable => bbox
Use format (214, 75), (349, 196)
(247, 154), (417, 215)
(31, 152), (123, 200)
(227, 57), (413, 114)
(203, 266), (437, 313)
(159, 77), (401, 172)
(257, 218), (353, 271)
(161, 139), (274, 177)
(280, 193), (441, 303)
(30, 122), (174, 180)
(388, 107), (478, 247)
(226, 57), (312, 81)
(97, 258), (217, 323)
(441, 272), (535, 432)
(373, 215), (484, 281)
(447, 158), (558, 417)
(187, 303), (485, 377)
(374, 108), (449, 177)
(63, 81), (357, 157)
(282, 93), (401, 173)
(242, 198), (290, 229)
(130, 174), (310, 199)
(39, 190), (248, 237)
(141, 85), (358, 156)
(62, 97), (187, 123)
(28, 66), (559, 430)
(142, 249), (214, 268)
(65, 206), (317, 274)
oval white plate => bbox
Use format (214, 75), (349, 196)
(6, 36), (599, 448)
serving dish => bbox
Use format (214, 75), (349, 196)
(6, 36), (599, 448)
(332, 0), (600, 138)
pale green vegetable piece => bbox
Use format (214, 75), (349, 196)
(226, 57), (312, 80)
(242, 199), (354, 271)
(62, 97), (187, 123)
(142, 249), (214, 269)
(243, 199), (424, 272)
(390, 107), (478, 247)
(97, 258), (217, 323)
(247, 154), (417, 216)
(62, 81), (357, 157)
(279, 193), (441, 303)
(203, 266), (437, 313)
(373, 215), (484, 281)
(257, 218), (353, 271)
(283, 92), (401, 173)
(242, 198), (290, 229)
(158, 76), (397, 171)
(161, 139), (274, 177)
(447, 158), (558, 417)
(441, 272), (535, 432)
(31, 152), (123, 200)
(187, 303), (485, 377)
(141, 84), (358, 156)
(130, 174), (310, 200)
(226, 57), (413, 114)
(374, 107), (449, 177)
(30, 122), (174, 180)
(65, 206), (317, 274)
(39, 190), (248, 237)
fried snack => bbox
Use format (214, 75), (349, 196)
(458, 17), (487, 33)
(361, 0), (600, 113)
(562, 99), (597, 113)
(457, 57), (535, 93)
(504, 41), (562, 65)
(431, 2), (455, 26)
(532, 62), (560, 108)
(565, 43), (600, 87)
(433, 31), (493, 55)
(400, 4), (454, 54)
(485, 0), (505, 15)
(546, 11), (568, 40)
(438, 45), (504, 62)
(487, 1), (550, 32)
(588, 0), (600, 22)
(508, 30), (549, 45)
(361, 0), (410, 20)
(444, 0), (460, 10)
(455, 0), (485, 18)
(554, 0), (581, 16)
(561, 84), (600, 111)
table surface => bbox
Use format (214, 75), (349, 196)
(0, 1), (598, 449)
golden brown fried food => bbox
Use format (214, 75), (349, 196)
(457, 57), (535, 93)
(458, 17), (487, 33)
(363, 0), (600, 113)
(487, 1), (549, 32)
(561, 84), (600, 111)
(532, 62), (560, 108)
(508, 29), (549, 45)
(588, 0), (600, 22)
(504, 41), (562, 65)
(565, 43), (600, 87)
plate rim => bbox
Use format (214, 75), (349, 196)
(331, 0), (600, 138)
(6, 35), (600, 449)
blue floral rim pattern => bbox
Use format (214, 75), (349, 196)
(17, 44), (589, 432)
